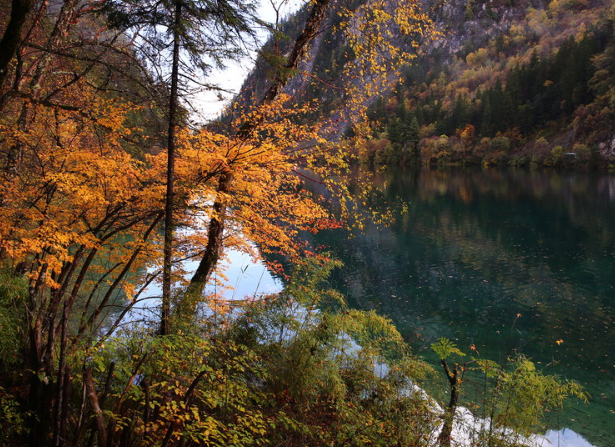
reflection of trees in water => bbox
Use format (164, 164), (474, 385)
(598, 176), (615, 203)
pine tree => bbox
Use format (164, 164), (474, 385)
(481, 94), (493, 137)
(407, 115), (421, 160)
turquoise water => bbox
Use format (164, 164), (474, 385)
(310, 167), (615, 446)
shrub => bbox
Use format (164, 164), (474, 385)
(545, 145), (564, 166)
(489, 136), (512, 152)
(573, 143), (590, 160)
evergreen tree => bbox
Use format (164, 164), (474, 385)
(415, 104), (425, 125)
(448, 93), (470, 133)
(481, 94), (493, 137)
(407, 115), (421, 160)
(397, 97), (408, 121)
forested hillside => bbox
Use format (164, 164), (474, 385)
(241, 0), (615, 168)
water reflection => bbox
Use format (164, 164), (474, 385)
(311, 167), (615, 446)
(126, 249), (281, 325)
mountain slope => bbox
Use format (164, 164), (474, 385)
(238, 0), (615, 169)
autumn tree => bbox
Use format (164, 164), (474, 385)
(174, 0), (434, 323)
(0, 2), (170, 442)
(178, 0), (333, 321)
(0, 1), (334, 441)
(100, 0), (260, 334)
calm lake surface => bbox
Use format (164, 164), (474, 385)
(309, 167), (615, 446)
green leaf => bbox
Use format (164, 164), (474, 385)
(431, 337), (465, 360)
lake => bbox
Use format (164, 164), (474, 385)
(307, 167), (615, 447)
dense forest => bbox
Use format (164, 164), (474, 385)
(0, 0), (591, 446)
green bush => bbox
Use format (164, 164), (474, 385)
(432, 338), (586, 447)
(233, 258), (437, 446)
(545, 145), (564, 166)
(489, 136), (511, 152)
(573, 143), (590, 160)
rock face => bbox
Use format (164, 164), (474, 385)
(431, 0), (528, 54)
(598, 135), (615, 158)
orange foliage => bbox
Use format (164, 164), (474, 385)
(0, 0), (436, 322)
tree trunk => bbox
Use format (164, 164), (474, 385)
(180, 171), (233, 317)
(438, 360), (461, 447)
(84, 368), (108, 447)
(0, 0), (34, 91)
(4, 0), (81, 172)
(161, 0), (182, 335)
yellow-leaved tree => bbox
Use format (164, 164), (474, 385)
(173, 0), (435, 322)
